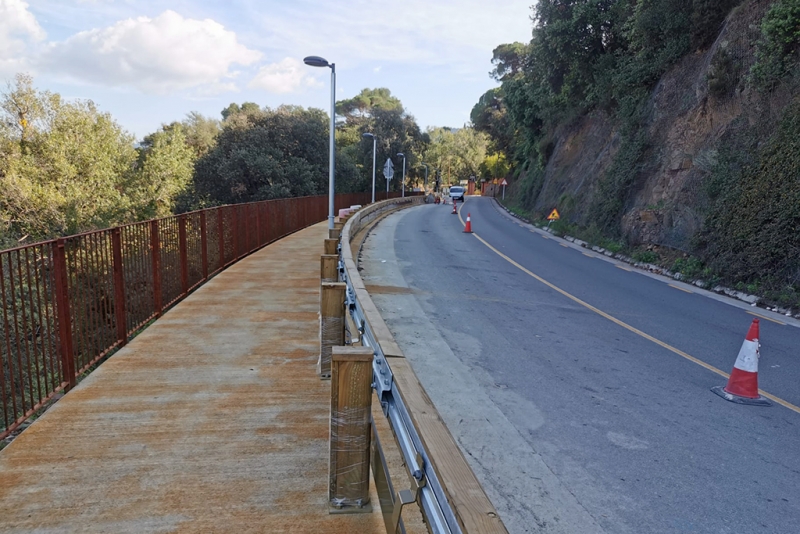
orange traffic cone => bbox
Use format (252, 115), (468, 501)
(451, 200), (457, 214)
(463, 213), (472, 233)
(711, 318), (771, 406)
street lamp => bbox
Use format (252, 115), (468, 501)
(396, 153), (406, 197)
(362, 133), (377, 203)
(419, 163), (429, 190)
(303, 55), (336, 229)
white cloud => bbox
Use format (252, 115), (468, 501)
(249, 0), (533, 69)
(39, 10), (261, 93)
(0, 0), (46, 75)
(248, 57), (322, 94)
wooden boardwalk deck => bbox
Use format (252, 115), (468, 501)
(0, 222), (383, 533)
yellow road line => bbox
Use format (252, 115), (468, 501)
(463, 226), (800, 415)
(669, 284), (693, 294)
(582, 252), (595, 258)
(542, 235), (549, 239)
(560, 243), (569, 248)
(615, 265), (632, 272)
(748, 311), (786, 326)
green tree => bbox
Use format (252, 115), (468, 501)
(423, 127), (488, 186)
(471, 87), (514, 156)
(335, 88), (427, 193)
(751, 0), (800, 89)
(129, 123), (195, 219)
(193, 104), (360, 204)
(336, 88), (403, 119)
(0, 74), (137, 240)
(181, 111), (220, 157)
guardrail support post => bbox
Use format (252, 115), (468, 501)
(324, 238), (338, 256)
(329, 345), (374, 513)
(321, 254), (339, 283)
(319, 282), (346, 379)
(329, 228), (341, 240)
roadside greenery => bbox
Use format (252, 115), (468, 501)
(477, 0), (800, 310)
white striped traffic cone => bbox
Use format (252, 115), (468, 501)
(711, 318), (771, 406)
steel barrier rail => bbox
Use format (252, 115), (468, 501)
(340, 197), (507, 534)
(0, 191), (406, 440)
(340, 197), (460, 534)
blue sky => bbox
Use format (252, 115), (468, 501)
(1, 0), (534, 140)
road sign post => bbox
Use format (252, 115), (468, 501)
(546, 208), (560, 229)
(383, 158), (394, 199)
(500, 178), (508, 200)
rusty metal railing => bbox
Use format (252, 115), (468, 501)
(0, 192), (378, 439)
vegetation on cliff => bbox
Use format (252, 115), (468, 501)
(476, 0), (800, 307)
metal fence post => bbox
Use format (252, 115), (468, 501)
(179, 215), (189, 296)
(150, 220), (163, 317)
(232, 206), (240, 260)
(52, 239), (76, 391)
(111, 228), (127, 347)
(200, 211), (208, 281)
(217, 208), (225, 268)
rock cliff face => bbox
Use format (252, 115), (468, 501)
(531, 0), (787, 251)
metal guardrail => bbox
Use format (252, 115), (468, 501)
(0, 192), (384, 440)
(339, 197), (463, 534)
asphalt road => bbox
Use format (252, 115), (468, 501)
(360, 196), (800, 534)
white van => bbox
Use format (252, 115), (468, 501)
(449, 185), (465, 202)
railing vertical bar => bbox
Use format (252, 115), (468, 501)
(232, 207), (239, 260)
(179, 215), (189, 296)
(52, 240), (76, 391)
(41, 246), (57, 395)
(0, 254), (18, 426)
(82, 235), (97, 369)
(217, 209), (225, 270)
(150, 220), (162, 317)
(200, 211), (208, 281)
(30, 246), (52, 399)
(112, 228), (127, 348)
(22, 247), (44, 406)
(12, 250), (34, 414)
(102, 231), (115, 351)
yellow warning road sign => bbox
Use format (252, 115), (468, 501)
(547, 209), (560, 221)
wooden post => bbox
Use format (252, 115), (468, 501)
(334, 221), (344, 233)
(329, 228), (341, 240)
(321, 254), (339, 283)
(319, 282), (346, 379)
(324, 238), (338, 256)
(329, 346), (374, 512)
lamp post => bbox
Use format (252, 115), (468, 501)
(396, 153), (406, 197)
(303, 55), (336, 229)
(420, 163), (429, 190)
(362, 133), (376, 203)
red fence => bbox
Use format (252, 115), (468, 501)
(0, 192), (383, 439)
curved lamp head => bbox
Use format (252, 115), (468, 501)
(303, 56), (330, 68)
(362, 132), (375, 140)
(397, 152), (405, 158)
